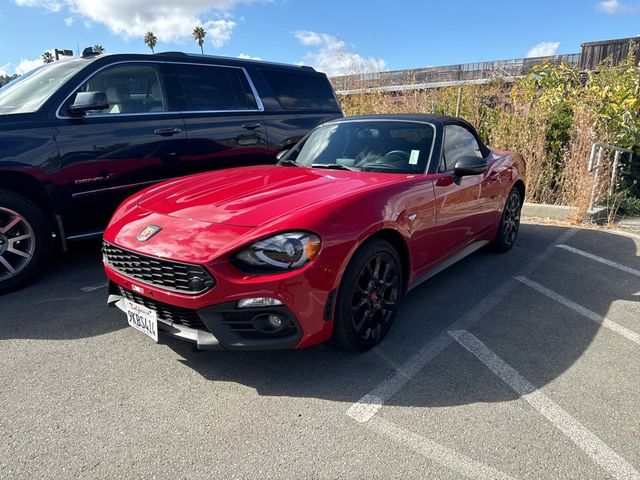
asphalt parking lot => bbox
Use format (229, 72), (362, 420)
(1, 222), (639, 479)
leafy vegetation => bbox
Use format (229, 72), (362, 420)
(339, 48), (640, 220)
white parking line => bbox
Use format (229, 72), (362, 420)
(515, 276), (640, 346)
(367, 416), (516, 480)
(449, 330), (640, 480)
(81, 283), (108, 293)
(556, 244), (640, 277)
(346, 228), (578, 423)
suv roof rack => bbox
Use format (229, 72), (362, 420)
(155, 52), (188, 56)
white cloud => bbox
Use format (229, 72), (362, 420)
(14, 0), (63, 11)
(238, 53), (262, 60)
(293, 30), (386, 76)
(526, 41), (560, 58)
(204, 19), (236, 48)
(64, 16), (73, 26)
(0, 63), (11, 76)
(597, 0), (637, 14)
(15, 57), (44, 75)
(14, 0), (246, 44)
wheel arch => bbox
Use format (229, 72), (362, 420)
(0, 172), (55, 227)
(513, 179), (525, 201)
(334, 227), (411, 295)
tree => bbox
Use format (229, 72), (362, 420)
(42, 51), (54, 64)
(144, 31), (157, 54)
(93, 44), (105, 54)
(192, 25), (206, 54)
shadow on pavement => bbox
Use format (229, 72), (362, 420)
(165, 224), (639, 407)
(0, 239), (124, 340)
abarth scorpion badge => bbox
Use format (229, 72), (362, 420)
(136, 225), (162, 242)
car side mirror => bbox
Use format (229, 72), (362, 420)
(68, 91), (109, 116)
(276, 149), (290, 160)
(453, 155), (488, 183)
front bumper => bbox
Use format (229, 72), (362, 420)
(107, 282), (303, 350)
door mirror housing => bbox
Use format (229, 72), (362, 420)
(68, 91), (109, 116)
(453, 155), (488, 180)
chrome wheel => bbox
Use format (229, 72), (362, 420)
(0, 207), (36, 281)
(350, 251), (400, 342)
(501, 191), (521, 248)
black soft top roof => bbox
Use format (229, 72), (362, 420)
(324, 114), (491, 157)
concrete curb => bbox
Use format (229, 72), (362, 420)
(522, 203), (578, 221)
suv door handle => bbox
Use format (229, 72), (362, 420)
(241, 122), (261, 130)
(154, 128), (182, 136)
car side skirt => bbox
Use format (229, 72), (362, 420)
(408, 239), (490, 292)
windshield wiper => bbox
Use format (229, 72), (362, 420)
(311, 163), (357, 171)
(277, 159), (300, 167)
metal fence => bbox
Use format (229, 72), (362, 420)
(331, 53), (581, 93)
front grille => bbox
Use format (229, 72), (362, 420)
(119, 287), (209, 332)
(103, 241), (215, 294)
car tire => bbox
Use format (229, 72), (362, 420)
(0, 189), (50, 293)
(492, 186), (522, 253)
(331, 239), (404, 352)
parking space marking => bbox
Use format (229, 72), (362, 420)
(450, 330), (640, 480)
(515, 276), (640, 346)
(346, 228), (578, 423)
(556, 244), (640, 277)
(81, 283), (108, 293)
(367, 416), (516, 480)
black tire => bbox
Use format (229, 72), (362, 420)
(0, 189), (50, 293)
(331, 239), (404, 352)
(491, 187), (522, 253)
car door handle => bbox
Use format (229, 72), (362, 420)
(241, 122), (261, 130)
(153, 128), (182, 136)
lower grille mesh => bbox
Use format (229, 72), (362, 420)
(119, 287), (209, 332)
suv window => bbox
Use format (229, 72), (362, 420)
(178, 65), (257, 112)
(0, 60), (86, 114)
(65, 64), (167, 116)
(261, 69), (339, 110)
(441, 124), (483, 172)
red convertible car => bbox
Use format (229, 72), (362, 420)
(103, 115), (525, 351)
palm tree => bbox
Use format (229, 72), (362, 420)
(42, 51), (54, 64)
(192, 25), (206, 54)
(144, 31), (157, 54)
(93, 44), (105, 54)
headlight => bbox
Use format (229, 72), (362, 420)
(234, 231), (321, 272)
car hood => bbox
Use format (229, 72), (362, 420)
(137, 165), (400, 227)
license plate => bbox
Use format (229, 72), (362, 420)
(124, 299), (158, 342)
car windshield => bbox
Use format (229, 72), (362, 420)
(283, 121), (435, 174)
(0, 60), (86, 114)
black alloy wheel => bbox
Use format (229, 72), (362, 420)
(493, 187), (522, 252)
(332, 239), (403, 351)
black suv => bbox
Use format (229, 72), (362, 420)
(0, 51), (342, 290)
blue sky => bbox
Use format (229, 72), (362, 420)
(1, 0), (639, 77)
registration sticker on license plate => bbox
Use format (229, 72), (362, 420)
(124, 299), (158, 342)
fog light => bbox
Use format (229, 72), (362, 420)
(267, 314), (283, 330)
(237, 297), (283, 308)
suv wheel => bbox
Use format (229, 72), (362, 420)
(0, 189), (50, 292)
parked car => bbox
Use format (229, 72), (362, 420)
(103, 114), (525, 352)
(0, 51), (342, 291)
